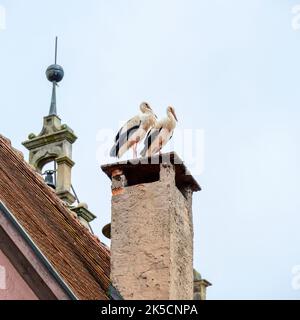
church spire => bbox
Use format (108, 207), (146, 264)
(23, 38), (96, 231)
(23, 37), (76, 205)
(46, 37), (64, 116)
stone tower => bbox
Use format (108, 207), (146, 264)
(23, 38), (96, 230)
(102, 152), (201, 300)
(23, 38), (76, 206)
(23, 114), (77, 205)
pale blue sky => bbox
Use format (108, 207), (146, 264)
(0, 0), (300, 299)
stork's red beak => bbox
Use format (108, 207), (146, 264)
(171, 109), (178, 121)
(146, 104), (157, 118)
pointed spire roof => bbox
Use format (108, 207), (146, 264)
(45, 37), (64, 116)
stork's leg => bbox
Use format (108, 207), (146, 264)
(133, 142), (138, 159)
(159, 137), (163, 156)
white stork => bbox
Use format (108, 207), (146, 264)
(140, 106), (178, 157)
(110, 102), (157, 159)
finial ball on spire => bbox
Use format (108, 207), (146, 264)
(46, 64), (64, 83)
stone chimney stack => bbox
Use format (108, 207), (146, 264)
(101, 152), (201, 300)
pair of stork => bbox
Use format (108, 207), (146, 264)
(110, 103), (178, 159)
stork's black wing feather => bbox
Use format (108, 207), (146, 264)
(140, 127), (162, 157)
(110, 122), (141, 157)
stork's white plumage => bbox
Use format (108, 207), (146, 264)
(140, 106), (178, 157)
(110, 102), (157, 159)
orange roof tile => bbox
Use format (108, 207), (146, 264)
(0, 135), (110, 300)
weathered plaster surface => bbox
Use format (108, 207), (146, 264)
(0, 210), (71, 300)
(111, 164), (193, 300)
(0, 249), (38, 300)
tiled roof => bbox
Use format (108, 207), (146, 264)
(0, 135), (110, 300)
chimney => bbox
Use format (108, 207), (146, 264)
(193, 269), (211, 300)
(101, 152), (201, 300)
